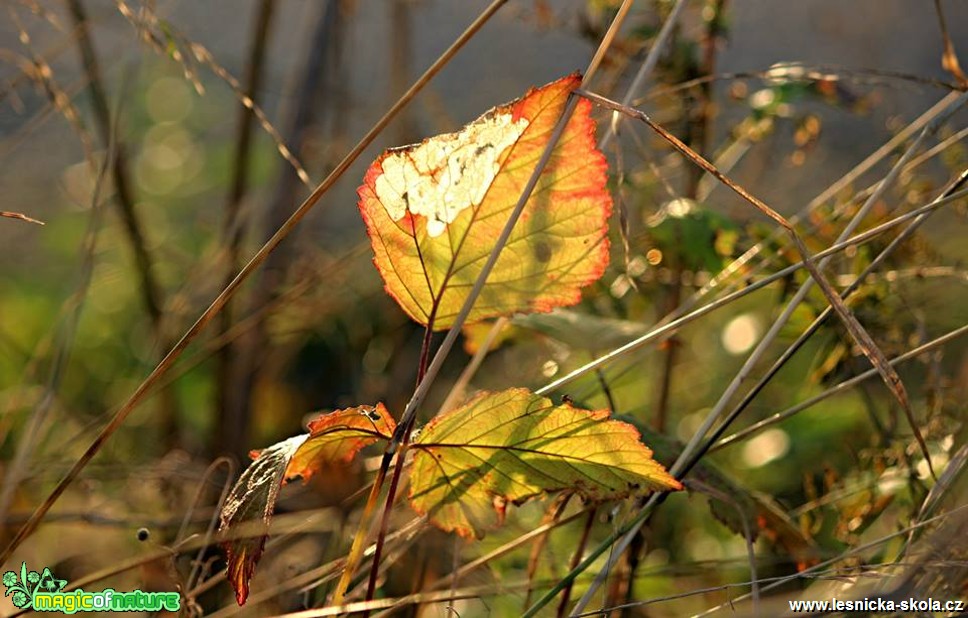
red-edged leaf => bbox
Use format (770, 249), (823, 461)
(358, 73), (611, 330)
(218, 406), (395, 605)
(409, 388), (682, 538)
(285, 403), (396, 481)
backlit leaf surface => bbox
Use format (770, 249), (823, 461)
(409, 388), (682, 538)
(359, 74), (611, 329)
(219, 406), (394, 604)
(285, 403), (396, 481)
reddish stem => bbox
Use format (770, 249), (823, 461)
(556, 506), (597, 617)
(361, 437), (409, 615)
(361, 303), (437, 612)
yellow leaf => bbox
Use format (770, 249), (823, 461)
(359, 74), (611, 329)
(409, 388), (681, 538)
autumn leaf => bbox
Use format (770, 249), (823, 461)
(219, 405), (395, 605)
(285, 403), (396, 481)
(358, 73), (611, 330)
(408, 388), (682, 538)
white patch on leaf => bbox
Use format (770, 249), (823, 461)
(374, 110), (528, 237)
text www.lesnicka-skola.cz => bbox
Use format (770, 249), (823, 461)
(789, 597), (964, 613)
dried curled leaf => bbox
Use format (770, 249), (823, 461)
(219, 406), (395, 605)
(218, 435), (306, 606)
(409, 388), (682, 538)
(359, 73), (611, 330)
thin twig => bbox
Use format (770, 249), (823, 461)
(0, 211), (44, 224)
(712, 323), (968, 452)
(536, 186), (968, 399)
(576, 88), (962, 483)
(705, 168), (968, 456)
(66, 0), (167, 338)
(224, 1), (335, 458)
(649, 0), (725, 436)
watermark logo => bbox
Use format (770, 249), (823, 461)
(3, 563), (180, 614)
(3, 563), (66, 609)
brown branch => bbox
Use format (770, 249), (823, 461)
(933, 0), (968, 87)
(656, 0), (727, 435)
(218, 0), (340, 460)
(0, 211), (44, 225)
